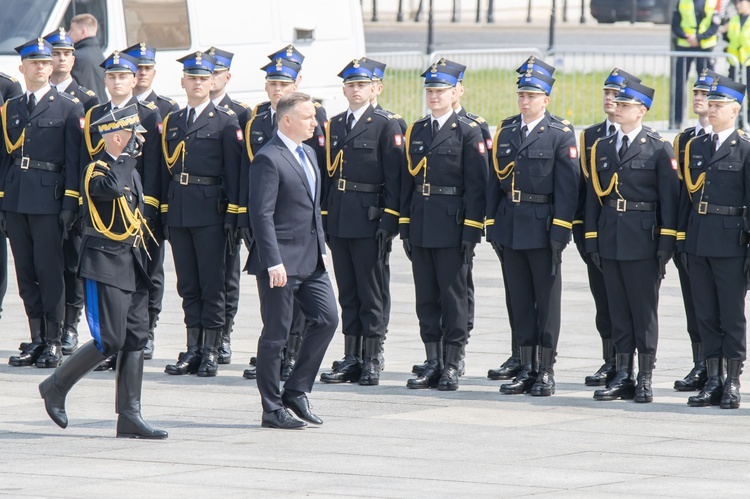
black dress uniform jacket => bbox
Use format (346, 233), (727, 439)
(160, 103), (242, 228)
(679, 130), (750, 258)
(0, 88), (84, 214)
(486, 112), (579, 249)
(400, 112), (488, 247)
(58, 79), (98, 112)
(140, 90), (179, 125)
(83, 97), (163, 220)
(79, 155), (152, 292)
(324, 105), (404, 237)
(585, 128), (679, 260)
(0, 73), (23, 105)
(216, 94), (249, 130)
(574, 121), (610, 243)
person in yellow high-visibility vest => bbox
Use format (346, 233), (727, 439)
(671, 0), (721, 127)
(725, 0), (750, 122)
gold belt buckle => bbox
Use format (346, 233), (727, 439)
(338, 178), (346, 191)
(422, 183), (431, 196)
(698, 201), (708, 214)
(616, 199), (627, 212)
(20, 157), (30, 170)
(132, 234), (141, 248)
(179, 172), (189, 185)
(512, 189), (521, 203)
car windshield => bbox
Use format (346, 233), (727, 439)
(0, 0), (59, 55)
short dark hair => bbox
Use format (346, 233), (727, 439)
(277, 91), (312, 120)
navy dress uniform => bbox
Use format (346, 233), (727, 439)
(45, 27), (99, 113)
(241, 57), (308, 382)
(574, 68), (639, 387)
(39, 105), (167, 439)
(318, 60), (404, 386)
(487, 62), (579, 397)
(671, 68), (719, 392)
(0, 72), (22, 105)
(401, 64), (487, 391)
(586, 80), (679, 403)
(208, 46), (249, 365)
(162, 52), (242, 378)
(124, 42), (180, 359)
(3, 39), (84, 369)
(679, 77), (750, 409)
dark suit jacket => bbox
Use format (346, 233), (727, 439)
(71, 37), (106, 101)
(247, 134), (326, 277)
(0, 73), (23, 105)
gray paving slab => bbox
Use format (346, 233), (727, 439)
(1, 242), (750, 497)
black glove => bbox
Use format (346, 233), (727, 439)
(121, 128), (144, 158)
(679, 251), (689, 271)
(656, 249), (673, 280)
(161, 216), (170, 241)
(403, 238), (412, 261)
(59, 209), (76, 240)
(376, 228), (393, 261)
(550, 239), (565, 277)
(490, 240), (504, 262)
(590, 251), (602, 272)
(238, 227), (253, 248)
(0, 211), (6, 236)
(224, 223), (237, 255)
(461, 240), (476, 265)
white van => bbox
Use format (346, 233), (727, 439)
(0, 0), (365, 114)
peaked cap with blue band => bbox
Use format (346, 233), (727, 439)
(516, 56), (555, 77)
(261, 58), (301, 82)
(177, 51), (216, 75)
(358, 57), (386, 80)
(123, 42), (157, 66)
(437, 58), (467, 81)
(267, 45), (304, 65)
(603, 68), (641, 90)
(707, 76), (746, 104)
(100, 50), (139, 73)
(43, 28), (75, 50)
(15, 38), (53, 61)
(693, 68), (721, 91)
(517, 70), (555, 95)
(338, 59), (373, 83)
(206, 47), (233, 70)
(614, 79), (654, 109)
(421, 63), (461, 88)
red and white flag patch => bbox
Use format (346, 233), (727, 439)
(485, 138), (493, 150)
(79, 117), (86, 129)
(569, 146), (578, 159)
(478, 141), (486, 154)
(671, 158), (678, 170)
(318, 135), (325, 147)
(235, 128), (244, 141)
(157, 123), (163, 135)
(394, 134), (403, 147)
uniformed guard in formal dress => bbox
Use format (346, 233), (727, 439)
(41, 28), (100, 358)
(3, 38), (84, 369)
(671, 68), (718, 393)
(318, 59), (403, 386)
(679, 76), (750, 409)
(82, 50), (163, 371)
(401, 63), (487, 391)
(574, 68), (639, 387)
(207, 46), (249, 366)
(241, 56), (305, 382)
(39, 104), (167, 439)
(487, 58), (579, 397)
(162, 51), (242, 378)
(125, 41), (180, 360)
(586, 79), (679, 403)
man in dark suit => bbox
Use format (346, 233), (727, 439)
(248, 91), (338, 430)
(68, 13), (106, 101)
(39, 104), (167, 439)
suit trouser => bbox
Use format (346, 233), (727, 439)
(6, 213), (64, 322)
(382, 245), (392, 330)
(256, 265), (338, 412)
(585, 254), (612, 340)
(146, 236), (165, 315)
(673, 255), (700, 343)
(328, 235), (386, 339)
(84, 277), (149, 357)
(411, 245), (468, 347)
(688, 254), (747, 361)
(0, 232), (7, 311)
(602, 258), (660, 355)
(502, 246), (561, 350)
(224, 241), (241, 321)
(169, 224), (227, 330)
(63, 233), (84, 309)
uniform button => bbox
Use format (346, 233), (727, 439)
(428, 152), (432, 155)
(311, 230), (315, 234)
(619, 167), (623, 171)
(706, 181), (710, 185)
(26, 123), (31, 128)
(343, 145), (347, 149)
(707, 167), (711, 171)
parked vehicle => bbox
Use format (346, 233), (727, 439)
(590, 0), (678, 25)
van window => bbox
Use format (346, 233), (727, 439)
(0, 0), (59, 55)
(124, 0), (191, 50)
(195, 0), (273, 46)
(63, 0), (109, 49)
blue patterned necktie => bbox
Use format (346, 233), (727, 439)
(296, 145), (315, 197)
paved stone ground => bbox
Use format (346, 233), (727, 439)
(1, 239), (749, 497)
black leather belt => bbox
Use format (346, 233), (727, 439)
(416, 184), (463, 196)
(506, 191), (550, 203)
(336, 179), (382, 193)
(605, 198), (656, 212)
(172, 173), (220, 186)
(693, 201), (745, 216)
(13, 157), (62, 173)
(84, 227), (141, 247)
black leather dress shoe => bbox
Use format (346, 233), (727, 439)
(243, 365), (257, 379)
(282, 390), (323, 425)
(261, 408), (306, 429)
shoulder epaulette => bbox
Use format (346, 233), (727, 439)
(549, 121), (571, 133)
(94, 159), (108, 168)
(465, 112), (486, 124)
(372, 108), (393, 120)
(0, 73), (18, 83)
(314, 101), (322, 108)
(457, 115), (477, 127)
(251, 101), (271, 118)
(217, 106), (235, 116)
(139, 100), (158, 111)
(549, 114), (570, 125)
(232, 99), (249, 109)
(79, 86), (96, 97)
(739, 130), (750, 141)
(415, 114), (430, 123)
(58, 92), (80, 104)
(682, 126), (693, 133)
(647, 130), (665, 142)
(500, 114), (521, 128)
(157, 95), (178, 106)
(584, 121), (604, 134)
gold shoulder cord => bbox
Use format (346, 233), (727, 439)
(672, 132), (684, 181)
(682, 136), (705, 200)
(579, 130), (589, 180)
(325, 120), (344, 177)
(405, 123), (426, 181)
(244, 114), (256, 163)
(83, 107), (106, 159)
(2, 101), (24, 154)
(492, 125), (514, 181)
(589, 138), (621, 205)
(161, 114), (185, 174)
(84, 161), (154, 250)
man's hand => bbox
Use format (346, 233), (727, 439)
(59, 209), (76, 240)
(590, 251), (602, 272)
(461, 240), (476, 265)
(657, 250), (673, 280)
(224, 223), (237, 255)
(269, 265), (287, 288)
(121, 129), (144, 159)
(403, 238), (412, 261)
(376, 228), (393, 261)
(686, 34), (699, 48)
